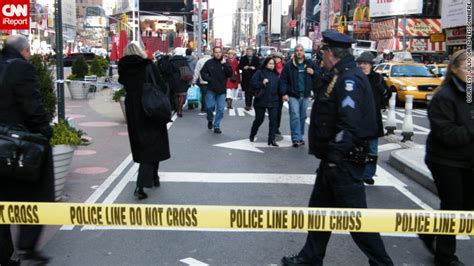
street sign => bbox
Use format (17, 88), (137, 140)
(288, 20), (297, 28)
(214, 38), (222, 47)
(430, 33), (445, 42)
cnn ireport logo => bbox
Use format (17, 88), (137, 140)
(0, 0), (30, 30)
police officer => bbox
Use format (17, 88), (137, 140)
(282, 31), (394, 266)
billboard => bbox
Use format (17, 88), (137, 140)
(441, 0), (467, 29)
(271, 0), (282, 34)
(84, 16), (107, 28)
(397, 18), (442, 37)
(369, 0), (422, 17)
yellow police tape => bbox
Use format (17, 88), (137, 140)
(0, 202), (473, 235)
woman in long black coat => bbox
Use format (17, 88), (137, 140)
(118, 43), (170, 200)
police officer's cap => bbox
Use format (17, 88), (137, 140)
(321, 30), (356, 49)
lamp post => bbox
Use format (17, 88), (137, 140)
(54, 0), (65, 120)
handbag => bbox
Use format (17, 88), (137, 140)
(179, 65), (194, 81)
(230, 72), (237, 82)
(142, 64), (172, 123)
(0, 124), (48, 184)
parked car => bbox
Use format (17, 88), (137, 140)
(374, 62), (441, 104)
(63, 53), (96, 67)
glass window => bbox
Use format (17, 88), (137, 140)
(390, 65), (435, 77)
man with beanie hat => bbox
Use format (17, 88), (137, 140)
(356, 51), (390, 185)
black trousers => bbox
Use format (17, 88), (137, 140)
(199, 83), (208, 112)
(0, 146), (54, 263)
(245, 91), (254, 108)
(250, 106), (278, 141)
(137, 162), (159, 188)
(299, 161), (393, 266)
(276, 99), (284, 131)
(423, 161), (474, 264)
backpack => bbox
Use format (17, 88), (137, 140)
(179, 65), (194, 81)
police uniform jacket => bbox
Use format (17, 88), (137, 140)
(308, 55), (378, 163)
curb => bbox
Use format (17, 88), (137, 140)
(388, 148), (437, 195)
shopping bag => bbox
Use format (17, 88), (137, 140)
(187, 85), (201, 102)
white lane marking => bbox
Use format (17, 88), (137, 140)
(378, 143), (402, 152)
(213, 135), (294, 153)
(382, 114), (430, 132)
(395, 110), (426, 118)
(180, 258), (209, 266)
(60, 154), (134, 231)
(229, 108), (236, 116)
(79, 226), (469, 239)
(102, 163), (139, 204)
(394, 129), (429, 135)
(376, 166), (432, 210)
(412, 109), (427, 115)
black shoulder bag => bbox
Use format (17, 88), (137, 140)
(0, 60), (49, 184)
(142, 63), (172, 123)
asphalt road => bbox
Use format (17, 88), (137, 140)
(42, 98), (473, 265)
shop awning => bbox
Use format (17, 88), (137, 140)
(376, 38), (445, 52)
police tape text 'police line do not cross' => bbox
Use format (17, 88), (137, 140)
(0, 203), (473, 235)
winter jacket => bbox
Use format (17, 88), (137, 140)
(367, 70), (389, 137)
(425, 77), (474, 169)
(186, 55), (197, 72)
(280, 58), (315, 98)
(238, 55), (260, 91)
(169, 55), (193, 94)
(118, 55), (170, 163)
(0, 46), (54, 202)
(192, 55), (211, 85)
(200, 57), (232, 94)
(250, 68), (282, 108)
(226, 57), (240, 89)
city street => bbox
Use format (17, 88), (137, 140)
(40, 91), (473, 265)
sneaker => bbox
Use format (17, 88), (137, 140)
(207, 121), (213, 129)
(214, 128), (222, 134)
(298, 140), (305, 145)
(292, 141), (300, 147)
(281, 254), (311, 265)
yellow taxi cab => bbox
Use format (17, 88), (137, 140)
(374, 62), (441, 104)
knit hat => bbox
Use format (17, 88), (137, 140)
(273, 52), (284, 59)
(356, 51), (375, 64)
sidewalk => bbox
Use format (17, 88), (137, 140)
(388, 143), (437, 194)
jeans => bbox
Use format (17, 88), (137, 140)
(206, 90), (226, 129)
(363, 138), (378, 180)
(288, 96), (309, 141)
(251, 106), (278, 141)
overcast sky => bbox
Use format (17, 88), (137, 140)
(209, 0), (237, 45)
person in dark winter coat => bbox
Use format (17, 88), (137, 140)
(249, 57), (283, 146)
(0, 35), (53, 265)
(200, 46), (232, 134)
(356, 51), (390, 185)
(280, 44), (315, 147)
(118, 43), (170, 200)
(419, 49), (474, 266)
(239, 47), (260, 110)
(169, 55), (192, 117)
